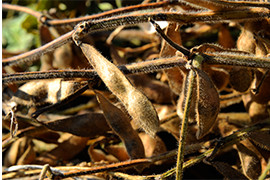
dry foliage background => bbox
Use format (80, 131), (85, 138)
(2, 0), (270, 179)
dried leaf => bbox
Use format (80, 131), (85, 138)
(4, 137), (35, 166)
(89, 148), (118, 163)
(237, 143), (261, 179)
(128, 74), (173, 103)
(39, 25), (54, 71)
(105, 144), (130, 161)
(160, 22), (184, 95)
(36, 135), (89, 165)
(16, 143), (36, 165)
(96, 91), (145, 160)
(80, 42), (159, 136)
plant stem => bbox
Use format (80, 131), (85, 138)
(176, 69), (196, 180)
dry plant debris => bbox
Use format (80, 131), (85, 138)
(2, 0), (270, 179)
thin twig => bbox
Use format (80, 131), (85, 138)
(2, 3), (43, 19)
(149, 19), (190, 57)
(2, 57), (186, 84)
(176, 68), (196, 180)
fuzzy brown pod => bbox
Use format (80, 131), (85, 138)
(236, 143), (261, 179)
(242, 93), (269, 123)
(95, 91), (145, 160)
(43, 113), (111, 138)
(9, 79), (82, 107)
(177, 67), (220, 139)
(203, 66), (230, 91)
(80, 42), (160, 137)
(237, 20), (270, 56)
(229, 67), (253, 92)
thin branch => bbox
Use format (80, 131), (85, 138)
(2, 57), (186, 84)
(204, 52), (270, 69)
(2, 3), (43, 19)
(176, 68), (196, 180)
(149, 19), (190, 57)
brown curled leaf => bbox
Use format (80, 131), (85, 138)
(16, 142), (36, 165)
(178, 68), (220, 139)
(43, 113), (111, 138)
(236, 143), (261, 179)
(160, 22), (184, 95)
(80, 43), (159, 137)
(96, 91), (145, 160)
(89, 148), (119, 163)
(4, 137), (34, 166)
(105, 144), (130, 161)
(139, 132), (167, 158)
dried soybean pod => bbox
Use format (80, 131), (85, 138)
(95, 91), (145, 160)
(177, 55), (220, 139)
(195, 68), (220, 139)
(229, 67), (253, 92)
(236, 143), (261, 179)
(80, 43), (159, 137)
